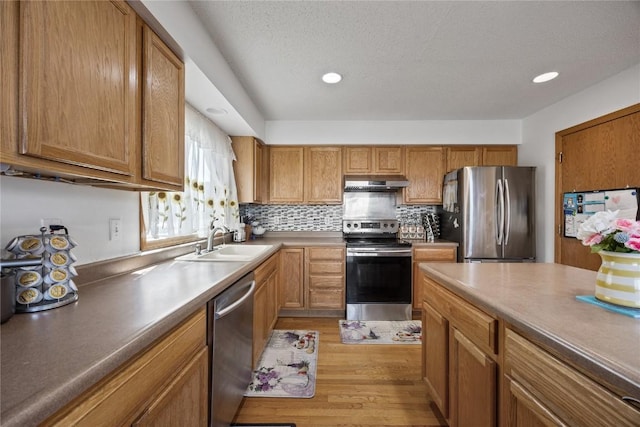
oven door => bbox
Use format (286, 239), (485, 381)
(346, 248), (412, 304)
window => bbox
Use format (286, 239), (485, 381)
(140, 104), (240, 250)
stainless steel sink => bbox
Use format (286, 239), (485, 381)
(175, 244), (272, 262)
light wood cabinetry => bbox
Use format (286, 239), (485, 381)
(446, 145), (518, 173)
(44, 308), (208, 426)
(412, 246), (456, 311)
(278, 246), (345, 315)
(344, 146), (404, 174)
(279, 248), (305, 309)
(269, 146), (342, 204)
(139, 23), (185, 188)
(422, 276), (498, 426)
(504, 328), (640, 427)
(404, 146), (446, 204)
(232, 136), (268, 203)
(305, 146), (343, 203)
(269, 146), (305, 203)
(306, 247), (345, 309)
(2, 0), (184, 191)
(253, 253), (280, 366)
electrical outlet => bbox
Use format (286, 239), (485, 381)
(109, 218), (122, 241)
(325, 217), (332, 225)
(274, 216), (280, 225)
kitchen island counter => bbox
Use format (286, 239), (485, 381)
(419, 262), (640, 400)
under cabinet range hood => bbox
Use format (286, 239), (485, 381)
(344, 175), (409, 192)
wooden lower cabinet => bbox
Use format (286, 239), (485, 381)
(278, 246), (345, 315)
(253, 253), (279, 366)
(422, 276), (498, 426)
(306, 246), (345, 310)
(44, 308), (208, 426)
(504, 328), (640, 427)
(412, 246), (457, 311)
(422, 274), (640, 427)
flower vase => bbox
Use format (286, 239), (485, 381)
(595, 251), (640, 308)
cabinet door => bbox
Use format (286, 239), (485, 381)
(232, 137), (264, 203)
(1, 1), (18, 161)
(253, 280), (269, 366)
(344, 146), (372, 174)
(422, 301), (449, 419)
(482, 146), (517, 166)
(373, 146), (404, 174)
(20, 0), (137, 176)
(412, 247), (457, 310)
(305, 146), (342, 203)
(132, 347), (208, 427)
(504, 376), (565, 427)
(279, 248), (305, 309)
(404, 146), (445, 204)
(269, 146), (304, 203)
(141, 24), (185, 189)
(446, 146), (481, 173)
(450, 329), (496, 427)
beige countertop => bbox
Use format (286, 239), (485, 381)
(0, 234), (454, 426)
(419, 262), (640, 399)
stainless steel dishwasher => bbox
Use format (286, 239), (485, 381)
(208, 272), (255, 427)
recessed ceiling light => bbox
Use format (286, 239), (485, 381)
(205, 107), (228, 115)
(533, 71), (559, 83)
(322, 72), (342, 84)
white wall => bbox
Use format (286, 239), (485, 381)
(0, 176), (140, 265)
(520, 63), (640, 262)
(266, 120), (521, 145)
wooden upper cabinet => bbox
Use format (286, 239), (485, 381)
(482, 146), (517, 167)
(141, 24), (185, 189)
(232, 136), (267, 203)
(269, 146), (304, 203)
(446, 145), (518, 173)
(404, 146), (445, 204)
(446, 146), (481, 173)
(305, 146), (342, 203)
(344, 146), (404, 175)
(20, 0), (138, 176)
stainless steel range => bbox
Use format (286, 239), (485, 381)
(342, 188), (412, 321)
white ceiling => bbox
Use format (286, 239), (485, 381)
(185, 0), (639, 128)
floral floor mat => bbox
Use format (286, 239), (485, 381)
(244, 330), (319, 398)
(339, 320), (422, 344)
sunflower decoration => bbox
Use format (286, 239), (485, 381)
(157, 192), (169, 228)
(172, 193), (187, 226)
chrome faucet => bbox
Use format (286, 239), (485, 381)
(207, 224), (230, 252)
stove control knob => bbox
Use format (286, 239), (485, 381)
(346, 223), (351, 228)
(353, 223), (359, 228)
(383, 223), (388, 228)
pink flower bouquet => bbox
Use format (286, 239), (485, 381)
(576, 210), (640, 253)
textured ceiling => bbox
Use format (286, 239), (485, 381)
(187, 0), (640, 121)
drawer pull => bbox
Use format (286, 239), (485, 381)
(622, 396), (640, 410)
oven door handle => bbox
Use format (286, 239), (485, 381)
(347, 249), (412, 257)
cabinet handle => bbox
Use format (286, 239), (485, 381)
(622, 396), (640, 410)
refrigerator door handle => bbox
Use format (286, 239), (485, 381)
(496, 179), (504, 245)
(504, 178), (511, 245)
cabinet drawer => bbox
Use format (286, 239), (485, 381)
(424, 277), (497, 354)
(308, 276), (344, 289)
(255, 252), (279, 284)
(504, 328), (640, 426)
(308, 261), (344, 275)
(307, 247), (345, 261)
(413, 247), (456, 262)
(45, 308), (207, 426)
(309, 289), (344, 309)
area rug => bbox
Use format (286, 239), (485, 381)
(244, 330), (319, 398)
(339, 320), (422, 344)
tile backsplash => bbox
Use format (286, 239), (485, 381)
(239, 204), (437, 232)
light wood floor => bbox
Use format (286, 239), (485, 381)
(233, 317), (447, 427)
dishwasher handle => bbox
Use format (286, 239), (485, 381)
(214, 280), (256, 320)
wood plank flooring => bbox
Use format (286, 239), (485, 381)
(233, 317), (447, 427)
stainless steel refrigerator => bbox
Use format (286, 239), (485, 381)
(440, 166), (536, 262)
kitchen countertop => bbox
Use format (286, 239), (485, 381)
(419, 262), (640, 399)
(0, 234), (454, 426)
